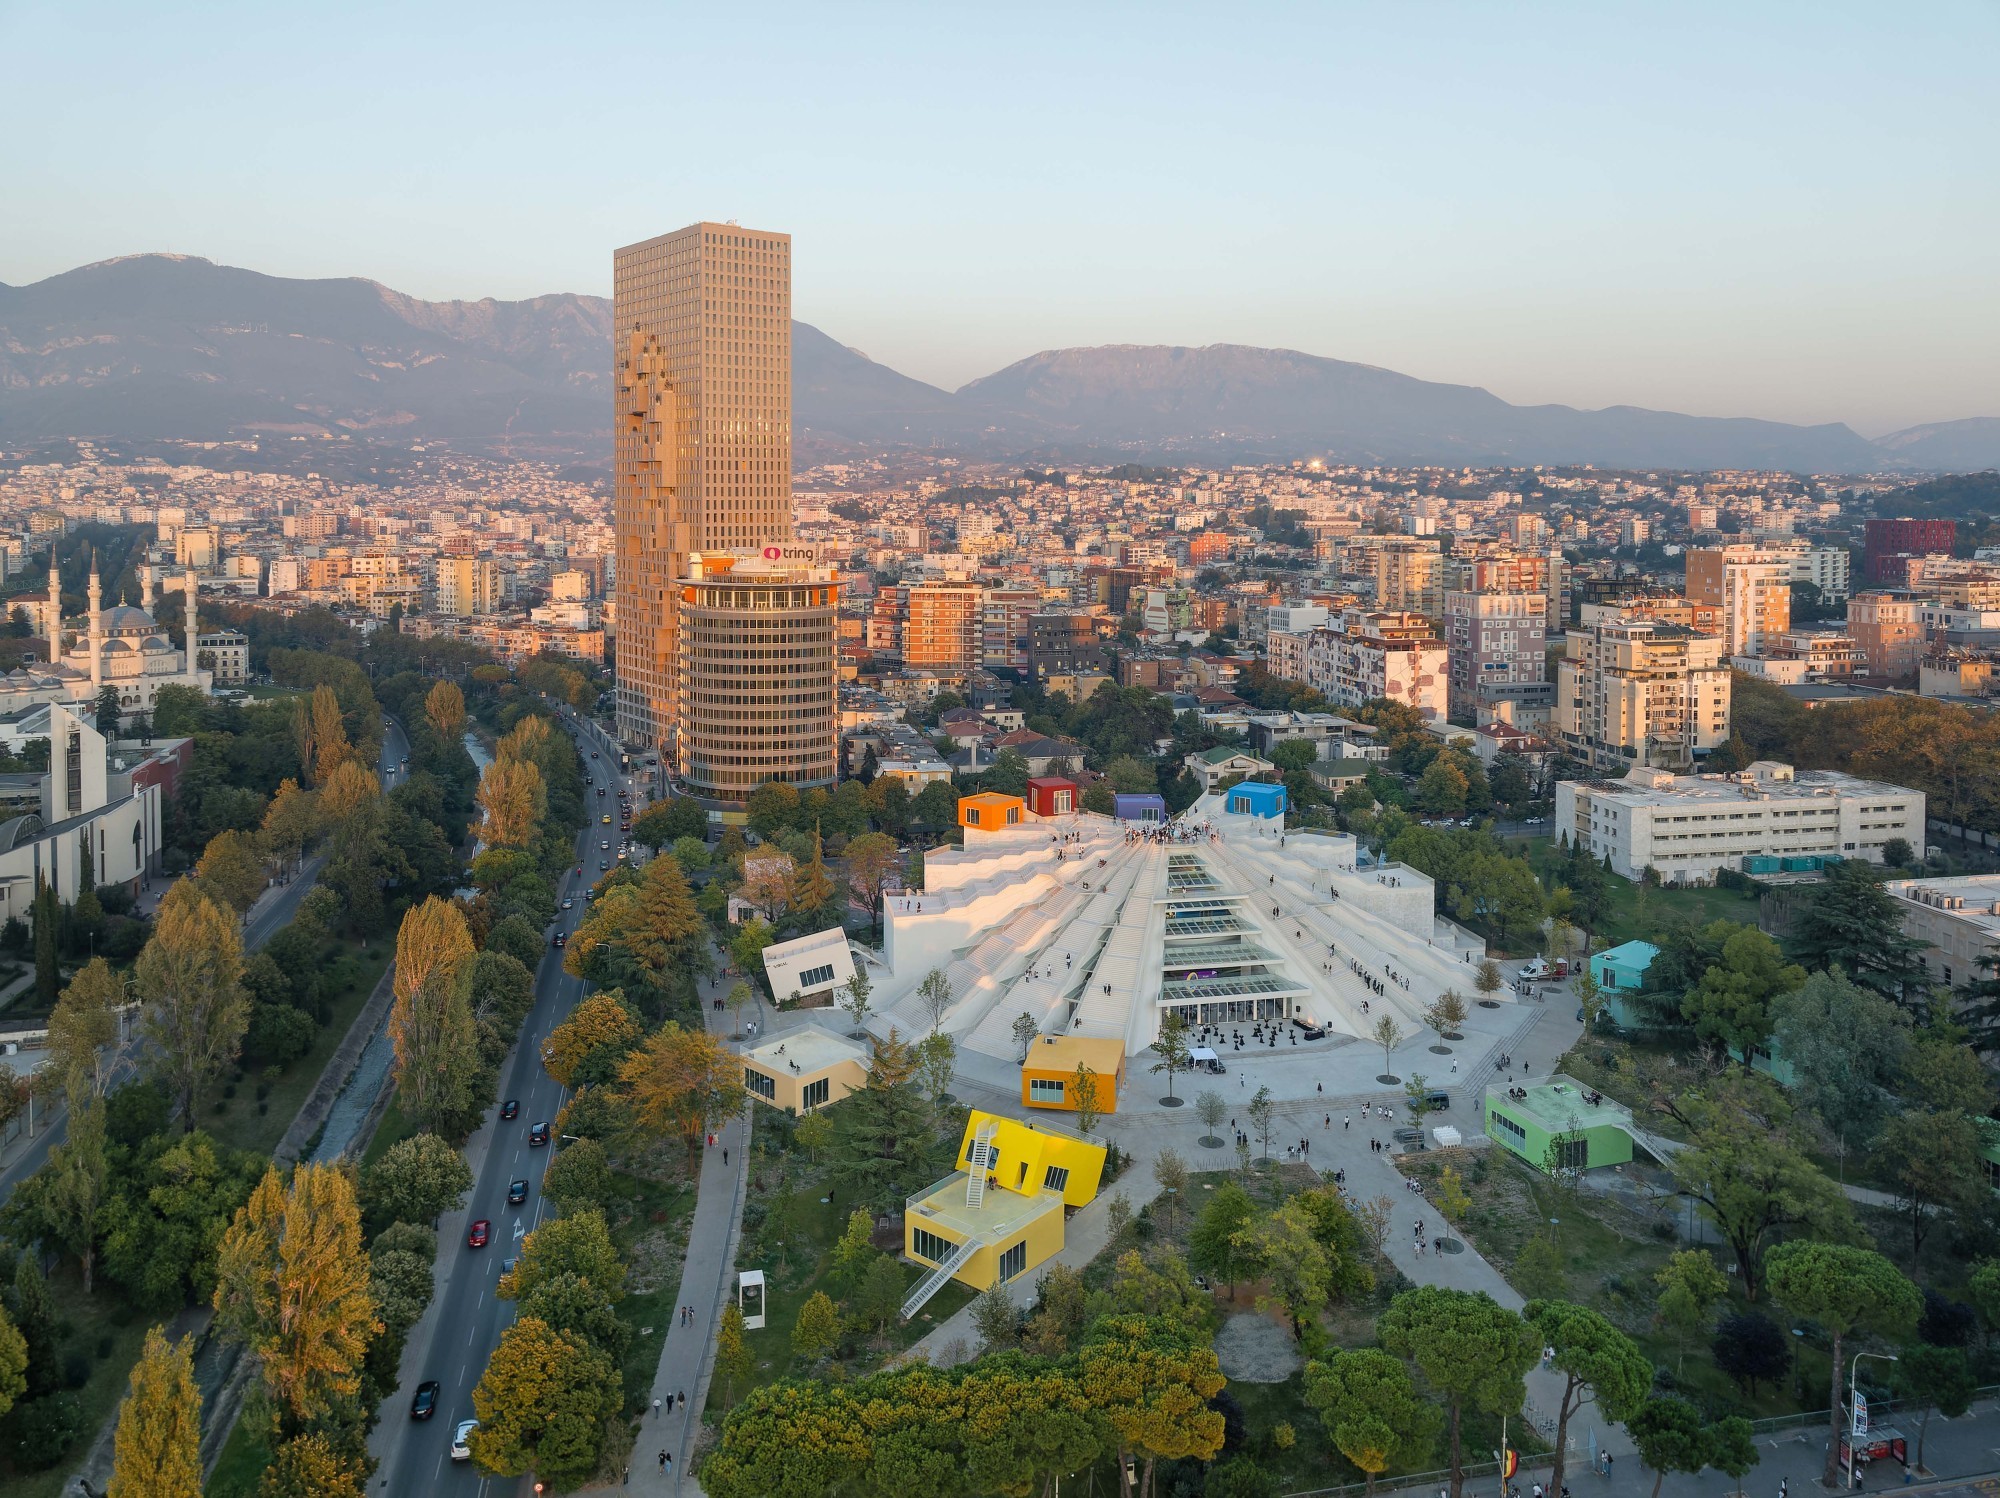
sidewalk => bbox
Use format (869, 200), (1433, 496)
(626, 958), (750, 1498)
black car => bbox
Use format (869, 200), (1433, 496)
(500, 1099), (519, 1121)
(552, 931), (567, 948)
(411, 1380), (440, 1420)
(1424, 1090), (1451, 1111)
(507, 1178), (529, 1205)
(529, 1121), (550, 1147)
(1392, 1126), (1425, 1143)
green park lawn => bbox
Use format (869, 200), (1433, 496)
(1508, 834), (1765, 947)
(209, 939), (392, 1158)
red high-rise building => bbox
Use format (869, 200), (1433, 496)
(1865, 518), (1955, 585)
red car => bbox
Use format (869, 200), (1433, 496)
(467, 1219), (491, 1249)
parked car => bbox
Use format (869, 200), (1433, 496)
(451, 1419), (479, 1461)
(1391, 1126), (1425, 1144)
(1518, 958), (1550, 980)
(411, 1381), (440, 1420)
(1424, 1089), (1451, 1111)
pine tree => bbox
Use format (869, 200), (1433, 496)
(108, 1327), (202, 1498)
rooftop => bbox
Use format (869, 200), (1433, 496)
(1576, 761), (1919, 808)
(907, 1170), (1064, 1243)
(1887, 875), (2000, 938)
(741, 1025), (868, 1078)
(1487, 1075), (1635, 1134)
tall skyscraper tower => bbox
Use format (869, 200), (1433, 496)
(613, 222), (794, 749)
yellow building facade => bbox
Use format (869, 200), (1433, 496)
(902, 1112), (1106, 1305)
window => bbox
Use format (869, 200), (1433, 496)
(912, 1228), (955, 1265)
(1551, 1136), (1589, 1173)
(743, 1068), (775, 1101)
(1491, 1110), (1527, 1144)
(1028, 1078), (1066, 1103)
(1043, 1165), (1071, 1193)
(802, 1078), (829, 1110)
(998, 1241), (1027, 1282)
(799, 963), (836, 989)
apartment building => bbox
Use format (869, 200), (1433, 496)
(1372, 539), (1445, 617)
(1300, 610), (1448, 724)
(1787, 545), (1852, 602)
(1028, 609), (1109, 684)
(1443, 588), (1550, 723)
(1846, 592), (1927, 682)
(1555, 760), (1924, 884)
(435, 555), (500, 617)
(1554, 611), (1730, 771)
(981, 586), (1039, 673)
(1887, 875), (2000, 989)
(1865, 517), (1955, 586)
(904, 582), (984, 671)
(1686, 545), (1792, 657)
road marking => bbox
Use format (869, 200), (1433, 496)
(468, 1325), (476, 1345)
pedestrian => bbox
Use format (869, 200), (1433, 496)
(665, 1452), (674, 1474)
(1450, 1060), (1457, 1073)
(723, 1148), (729, 1165)
(652, 1397), (662, 1418)
(1344, 1115), (1350, 1130)
(1779, 1481), (1788, 1498)
(678, 1389), (686, 1409)
(659, 1451), (668, 1470)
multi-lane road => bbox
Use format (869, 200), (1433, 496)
(369, 717), (626, 1494)
(0, 717), (408, 1208)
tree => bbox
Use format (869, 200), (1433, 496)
(108, 1326), (202, 1498)
(715, 1302), (752, 1406)
(1711, 1312), (1790, 1397)
(1077, 1314), (1226, 1498)
(1654, 1250), (1729, 1369)
(543, 1136), (616, 1217)
(1434, 1165), (1470, 1246)
(1010, 1010), (1039, 1061)
(31, 877), (59, 1007)
(1150, 1011), (1192, 1102)
(1898, 1342), (1976, 1472)
(393, 895), (476, 1007)
(423, 679), (466, 743)
(840, 968), (873, 1035)
(541, 991), (641, 1086)
(1474, 958), (1503, 1001)
(45, 955), (123, 1110)
(1152, 1148), (1189, 1234)
(1680, 923), (1807, 1057)
(792, 1289), (840, 1363)
(137, 879), (248, 1131)
(973, 1283), (1020, 1351)
(212, 1162), (380, 1428)
(1875, 1107), (1987, 1261)
(196, 828), (268, 914)
(1512, 1232), (1567, 1302)
(0, 1304), (24, 1421)
(916, 965), (954, 1034)
(37, 1098), (110, 1290)
(468, 1315), (619, 1484)
(1764, 1241), (1923, 1485)
(1301, 1348), (1439, 1498)
(1371, 1014), (1403, 1076)
(1238, 1083), (1274, 1164)
(616, 1021), (746, 1168)
(914, 1029), (957, 1123)
(364, 1132), (473, 1229)
(476, 754), (544, 851)
(262, 1432), (369, 1497)
(1188, 1182), (1256, 1301)
(1665, 1071), (1856, 1298)
(389, 960), (479, 1136)
(1628, 1397), (1722, 1498)
(1195, 1089), (1226, 1146)
(1527, 1299), (1653, 1498)
(794, 1109), (833, 1164)
(831, 1208), (876, 1292)
(1377, 1285), (1537, 1498)
(1788, 859), (1926, 995)
(501, 1210), (624, 1305)
(1248, 1199), (1333, 1341)
(1771, 968), (1911, 1142)
(1071, 1062), (1103, 1136)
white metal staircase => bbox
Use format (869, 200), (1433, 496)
(901, 1235), (979, 1320)
(964, 1119), (997, 1209)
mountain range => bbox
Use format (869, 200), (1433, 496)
(3, 254), (1994, 473)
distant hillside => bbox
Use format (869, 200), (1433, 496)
(1873, 417), (2000, 472)
(0, 253), (1989, 473)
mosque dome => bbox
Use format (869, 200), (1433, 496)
(100, 605), (158, 634)
(141, 637), (174, 654)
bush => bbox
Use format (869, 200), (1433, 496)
(95, 1335), (113, 1360)
(10, 1392), (86, 1469)
(62, 1350), (91, 1388)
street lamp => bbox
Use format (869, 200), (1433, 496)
(1847, 1351), (1898, 1489)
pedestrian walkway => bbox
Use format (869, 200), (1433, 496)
(627, 958), (749, 1497)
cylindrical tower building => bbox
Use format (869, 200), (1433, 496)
(673, 552), (839, 800)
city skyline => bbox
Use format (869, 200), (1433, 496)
(3, 3), (1996, 434)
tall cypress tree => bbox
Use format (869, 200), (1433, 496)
(32, 877), (60, 1006)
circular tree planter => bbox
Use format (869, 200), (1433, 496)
(1444, 1030), (1465, 1041)
(1428, 1044), (1453, 1055)
(1437, 1238), (1466, 1255)
(1477, 999), (1502, 1009)
(1377, 1073), (1401, 1085)
(1159, 1095), (1186, 1108)
(1199, 1134), (1224, 1149)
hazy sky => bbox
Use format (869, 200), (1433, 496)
(4, 1), (1996, 434)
